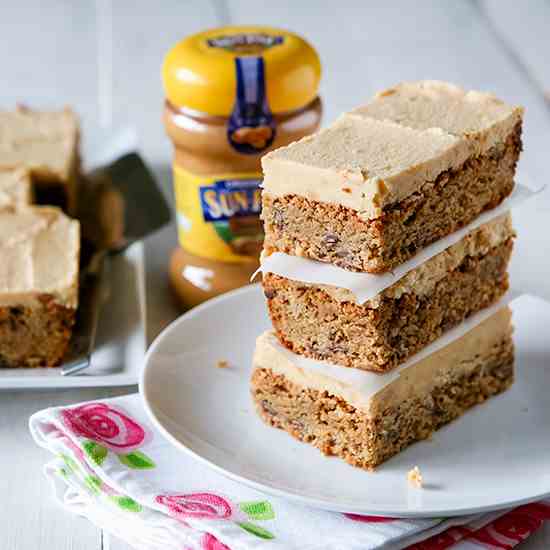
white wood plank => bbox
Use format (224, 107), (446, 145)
(0, 2), (99, 133)
(109, 0), (219, 164)
(0, 387), (131, 550)
(482, 0), (550, 94)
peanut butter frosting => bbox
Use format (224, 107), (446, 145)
(262, 81), (522, 220)
(0, 168), (32, 211)
(0, 206), (80, 308)
(0, 106), (79, 181)
(253, 303), (513, 414)
(350, 80), (523, 153)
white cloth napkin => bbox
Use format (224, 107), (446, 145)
(29, 394), (550, 550)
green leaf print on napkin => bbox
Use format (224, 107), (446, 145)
(239, 501), (275, 521)
(237, 522), (275, 539)
(118, 450), (156, 469)
(59, 453), (80, 473)
(84, 475), (102, 495)
(109, 495), (143, 513)
(83, 440), (108, 466)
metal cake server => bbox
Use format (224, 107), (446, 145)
(61, 152), (171, 375)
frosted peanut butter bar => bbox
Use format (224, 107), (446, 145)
(264, 214), (514, 372)
(251, 307), (514, 470)
(0, 106), (80, 212)
(261, 81), (523, 273)
(0, 168), (32, 211)
(0, 207), (80, 367)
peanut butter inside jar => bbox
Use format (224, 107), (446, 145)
(162, 26), (322, 308)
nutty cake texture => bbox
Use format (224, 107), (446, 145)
(261, 81), (523, 273)
(0, 297), (76, 367)
(263, 214), (513, 372)
(251, 308), (514, 470)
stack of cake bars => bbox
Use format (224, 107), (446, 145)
(250, 81), (524, 470)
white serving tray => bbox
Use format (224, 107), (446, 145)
(0, 126), (147, 389)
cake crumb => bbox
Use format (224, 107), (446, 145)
(378, 88), (397, 97)
(341, 187), (352, 194)
(407, 466), (423, 488)
(216, 360), (229, 369)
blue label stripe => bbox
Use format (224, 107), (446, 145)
(227, 55), (276, 154)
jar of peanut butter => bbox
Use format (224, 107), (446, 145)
(162, 26), (322, 308)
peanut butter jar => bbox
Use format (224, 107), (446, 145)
(162, 25), (322, 309)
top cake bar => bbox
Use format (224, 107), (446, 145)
(0, 106), (80, 213)
(262, 81), (523, 273)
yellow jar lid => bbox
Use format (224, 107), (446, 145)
(162, 25), (321, 116)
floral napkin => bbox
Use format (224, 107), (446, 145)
(29, 394), (550, 550)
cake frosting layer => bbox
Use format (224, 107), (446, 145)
(0, 106), (79, 181)
(0, 168), (32, 211)
(262, 80), (522, 221)
(350, 80), (523, 154)
(262, 114), (468, 220)
(252, 299), (514, 413)
(0, 206), (80, 308)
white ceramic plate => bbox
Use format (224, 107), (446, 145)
(0, 241), (146, 389)
(140, 285), (550, 517)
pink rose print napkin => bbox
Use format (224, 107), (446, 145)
(29, 394), (550, 550)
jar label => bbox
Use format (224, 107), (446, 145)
(173, 164), (263, 263)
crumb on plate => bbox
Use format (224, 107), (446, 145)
(216, 360), (229, 369)
(407, 466), (423, 488)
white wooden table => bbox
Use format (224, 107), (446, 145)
(1, 2), (549, 548)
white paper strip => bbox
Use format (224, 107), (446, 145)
(258, 180), (544, 304)
(268, 291), (522, 404)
